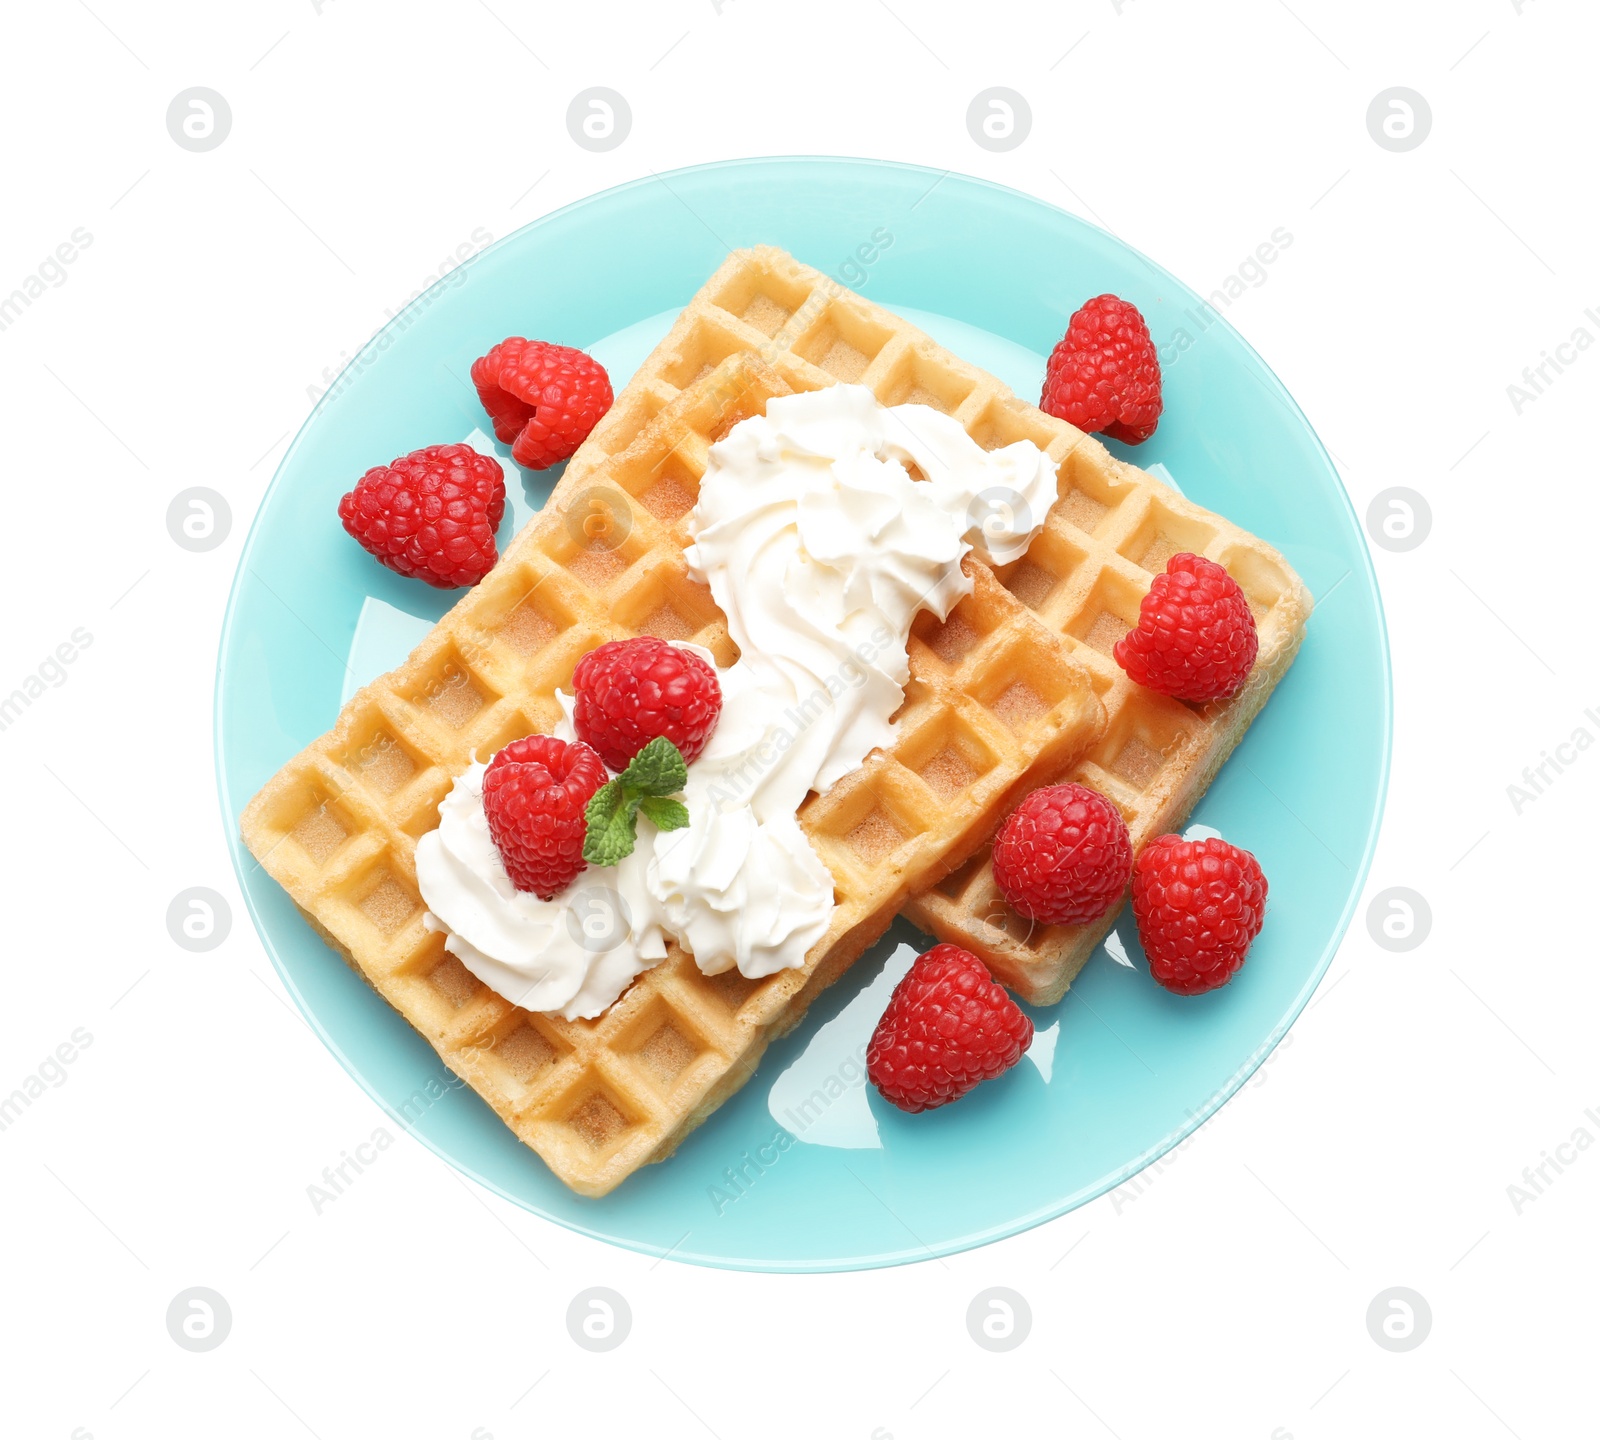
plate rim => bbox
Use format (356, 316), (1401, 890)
(214, 154), (1393, 1272)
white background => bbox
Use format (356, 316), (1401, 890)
(2, 0), (1595, 1435)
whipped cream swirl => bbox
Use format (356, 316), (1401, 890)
(416, 385), (1056, 1019)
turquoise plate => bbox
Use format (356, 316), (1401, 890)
(216, 157), (1389, 1272)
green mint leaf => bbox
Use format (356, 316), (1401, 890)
(638, 795), (689, 833)
(582, 739), (694, 868)
(583, 779), (642, 867)
(621, 736), (688, 798)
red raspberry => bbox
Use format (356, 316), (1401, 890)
(1114, 552), (1259, 703)
(480, 735), (607, 899)
(1132, 834), (1268, 995)
(867, 944), (1034, 1113)
(470, 338), (613, 471)
(338, 444), (505, 589)
(1040, 294), (1163, 444)
(992, 782), (1133, 927)
(572, 638), (722, 773)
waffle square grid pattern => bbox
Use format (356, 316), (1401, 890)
(242, 352), (1105, 1195)
(554, 247), (1312, 1006)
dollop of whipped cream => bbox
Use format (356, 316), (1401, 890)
(416, 385), (1057, 1020)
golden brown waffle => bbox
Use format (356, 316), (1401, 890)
(242, 352), (1104, 1195)
(557, 246), (1312, 1005)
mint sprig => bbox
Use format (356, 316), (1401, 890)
(583, 737), (691, 866)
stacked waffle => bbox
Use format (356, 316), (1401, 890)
(555, 247), (1311, 1005)
(242, 352), (1104, 1194)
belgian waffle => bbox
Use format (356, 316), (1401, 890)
(241, 352), (1104, 1195)
(557, 246), (1312, 1005)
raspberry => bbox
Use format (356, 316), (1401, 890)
(480, 735), (607, 899)
(1040, 294), (1163, 444)
(470, 337), (613, 471)
(1114, 553), (1259, 703)
(337, 444), (505, 589)
(572, 638), (722, 773)
(867, 944), (1034, 1113)
(1132, 834), (1267, 995)
(992, 783), (1133, 927)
